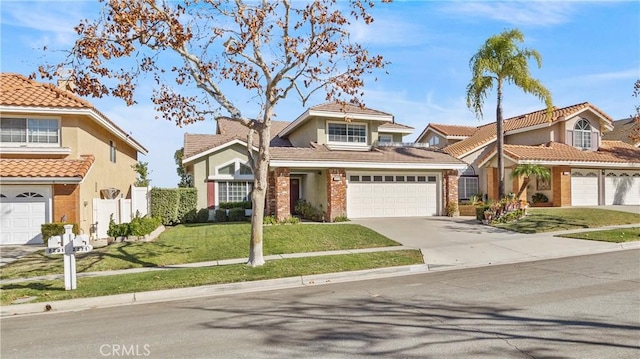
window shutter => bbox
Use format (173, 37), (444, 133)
(566, 130), (573, 146)
(591, 132), (599, 151)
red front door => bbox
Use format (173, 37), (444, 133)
(290, 178), (300, 214)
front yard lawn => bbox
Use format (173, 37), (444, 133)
(0, 223), (399, 280)
(0, 250), (423, 305)
(556, 227), (640, 243)
(495, 208), (640, 234)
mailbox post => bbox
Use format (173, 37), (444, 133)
(45, 224), (93, 290)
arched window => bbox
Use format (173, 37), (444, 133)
(16, 192), (43, 198)
(574, 119), (591, 149)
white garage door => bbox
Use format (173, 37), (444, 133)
(604, 171), (640, 205)
(0, 185), (51, 245)
(347, 174), (438, 218)
(571, 170), (599, 206)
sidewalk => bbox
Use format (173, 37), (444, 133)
(1, 222), (639, 317)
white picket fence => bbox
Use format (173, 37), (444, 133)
(92, 186), (150, 239)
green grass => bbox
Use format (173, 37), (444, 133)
(0, 223), (398, 280)
(495, 208), (640, 234)
(557, 227), (640, 243)
(0, 250), (423, 306)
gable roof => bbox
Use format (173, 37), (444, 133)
(0, 155), (95, 182)
(416, 124), (477, 142)
(602, 117), (640, 147)
(477, 141), (640, 168)
(378, 122), (414, 134)
(279, 102), (394, 137)
(0, 73), (148, 154)
(443, 102), (614, 158)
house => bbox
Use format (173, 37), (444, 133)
(183, 103), (467, 221)
(416, 102), (640, 206)
(602, 117), (640, 148)
(0, 73), (148, 244)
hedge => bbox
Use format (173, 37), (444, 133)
(150, 188), (197, 225)
(41, 223), (79, 244)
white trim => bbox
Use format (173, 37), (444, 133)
(416, 126), (470, 143)
(0, 116), (62, 147)
(0, 177), (83, 184)
(517, 160), (640, 168)
(182, 139), (258, 165)
(325, 144), (372, 151)
(210, 158), (254, 181)
(279, 108), (393, 137)
(378, 127), (413, 134)
(476, 150), (519, 168)
(0, 147), (71, 155)
(270, 160), (467, 170)
(0, 106), (148, 154)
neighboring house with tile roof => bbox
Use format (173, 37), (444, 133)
(183, 103), (466, 221)
(602, 117), (640, 147)
(0, 73), (148, 244)
(416, 102), (640, 206)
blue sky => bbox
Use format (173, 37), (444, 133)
(2, 1), (639, 187)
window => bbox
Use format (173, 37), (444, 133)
(428, 136), (440, 146)
(328, 123), (366, 143)
(458, 176), (479, 200)
(1, 118), (59, 145)
(16, 192), (44, 198)
(574, 119), (591, 149)
(378, 134), (393, 143)
(349, 176), (360, 182)
(239, 164), (253, 175)
(109, 140), (117, 163)
(218, 181), (253, 203)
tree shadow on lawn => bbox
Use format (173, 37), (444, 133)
(76, 241), (183, 272)
(497, 214), (588, 234)
(2, 281), (65, 292)
(187, 294), (640, 358)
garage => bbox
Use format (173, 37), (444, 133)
(0, 185), (51, 245)
(570, 170), (599, 206)
(347, 173), (438, 218)
(604, 171), (640, 205)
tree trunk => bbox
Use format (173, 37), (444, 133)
(247, 113), (272, 267)
(516, 177), (530, 199)
(496, 80), (505, 199)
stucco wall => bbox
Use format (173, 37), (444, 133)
(288, 117), (323, 147)
(506, 123), (560, 145)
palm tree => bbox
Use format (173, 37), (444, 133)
(467, 28), (553, 199)
(510, 164), (551, 199)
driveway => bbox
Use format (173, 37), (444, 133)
(0, 245), (42, 267)
(351, 216), (637, 270)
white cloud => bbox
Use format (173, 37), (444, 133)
(580, 68), (639, 82)
(439, 1), (579, 27)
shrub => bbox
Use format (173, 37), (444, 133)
(476, 205), (490, 221)
(214, 209), (228, 222)
(228, 208), (246, 222)
(107, 214), (161, 238)
(294, 199), (325, 222)
(531, 193), (549, 204)
(41, 222), (79, 244)
(446, 200), (459, 217)
(263, 215), (277, 225)
(333, 215), (349, 222)
(218, 201), (251, 209)
(177, 188), (197, 222)
(196, 208), (210, 223)
(282, 216), (300, 224)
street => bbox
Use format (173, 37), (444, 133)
(2, 250), (639, 359)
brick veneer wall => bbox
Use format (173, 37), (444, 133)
(552, 166), (571, 207)
(267, 168), (291, 221)
(443, 170), (459, 215)
(53, 184), (80, 224)
(326, 168), (346, 221)
(487, 168), (499, 201)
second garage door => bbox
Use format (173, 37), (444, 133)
(347, 174), (438, 218)
(604, 171), (640, 205)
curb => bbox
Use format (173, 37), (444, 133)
(1, 264), (429, 318)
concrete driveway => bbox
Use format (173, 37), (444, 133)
(351, 216), (639, 270)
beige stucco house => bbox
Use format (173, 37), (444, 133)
(416, 102), (640, 206)
(0, 73), (148, 244)
(183, 103), (467, 221)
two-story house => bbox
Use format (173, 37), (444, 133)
(183, 103), (467, 221)
(0, 73), (148, 244)
(416, 102), (640, 206)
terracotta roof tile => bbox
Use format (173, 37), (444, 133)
(0, 155), (95, 178)
(378, 122), (414, 131)
(428, 124), (477, 137)
(310, 102), (392, 117)
(478, 141), (640, 166)
(0, 73), (147, 153)
(443, 102), (614, 158)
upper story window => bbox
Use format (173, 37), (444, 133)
(378, 134), (393, 143)
(0, 118), (59, 146)
(328, 123), (367, 144)
(109, 140), (117, 163)
(428, 136), (440, 147)
(574, 119), (591, 150)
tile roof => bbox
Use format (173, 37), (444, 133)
(310, 102), (392, 117)
(270, 144), (465, 165)
(478, 141), (640, 166)
(428, 124), (477, 137)
(184, 119), (292, 159)
(602, 117), (640, 145)
(378, 122), (414, 131)
(0, 73), (147, 154)
(0, 155), (95, 178)
(443, 102), (614, 158)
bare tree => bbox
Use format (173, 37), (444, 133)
(631, 79), (640, 143)
(36, 0), (388, 266)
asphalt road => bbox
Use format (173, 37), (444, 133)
(2, 250), (639, 359)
